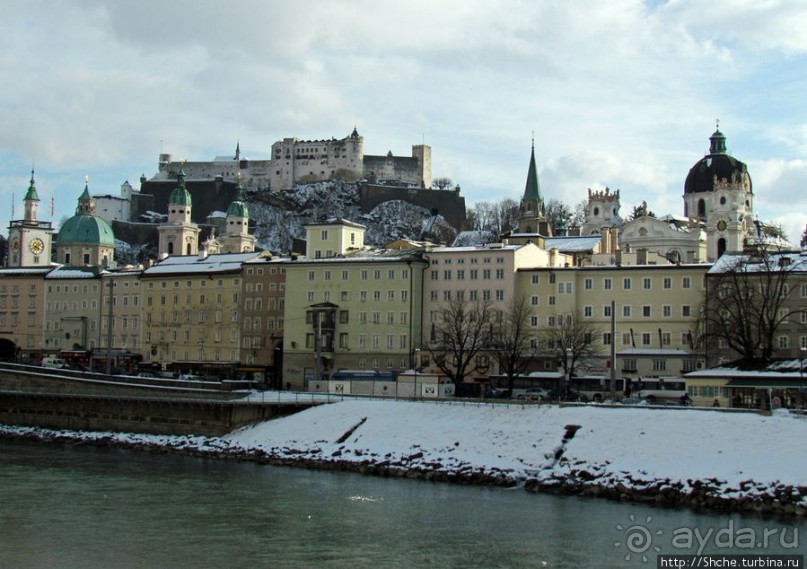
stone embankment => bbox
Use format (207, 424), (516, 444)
(2, 422), (805, 518)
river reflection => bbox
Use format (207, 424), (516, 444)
(0, 440), (802, 569)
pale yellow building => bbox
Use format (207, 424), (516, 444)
(140, 251), (260, 377)
(281, 249), (428, 390)
(517, 262), (710, 380)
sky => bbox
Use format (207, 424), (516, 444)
(1, 0), (807, 243)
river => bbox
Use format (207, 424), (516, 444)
(0, 440), (803, 568)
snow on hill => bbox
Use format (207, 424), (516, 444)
(225, 399), (807, 491)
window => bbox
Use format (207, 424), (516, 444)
(495, 290), (504, 301)
(682, 277), (691, 289)
(603, 278), (612, 290)
(662, 305), (671, 317)
(443, 290), (451, 301)
(531, 296), (539, 305)
(470, 270), (478, 280)
(624, 359), (637, 371)
(602, 332), (612, 345)
(642, 278), (652, 290)
(324, 270), (331, 281)
(361, 270), (368, 280)
(340, 311), (349, 324)
(483, 269), (491, 279)
(548, 296), (555, 306)
(623, 278), (631, 290)
(401, 290), (408, 302)
(622, 305), (631, 318)
(495, 269), (504, 279)
(663, 277), (672, 290)
(457, 270), (465, 280)
(584, 278), (593, 290)
(622, 332), (631, 346)
(531, 275), (540, 285)
(682, 305), (692, 318)
(360, 291), (367, 302)
(603, 305), (612, 317)
(584, 306), (593, 317)
(308, 270), (315, 281)
(778, 335), (789, 349)
(443, 270), (451, 280)
(641, 333), (651, 346)
(483, 290), (491, 301)
(530, 316), (539, 327)
(374, 270), (381, 280)
(431, 270), (439, 280)
(642, 305), (651, 317)
(661, 332), (671, 345)
(652, 359), (666, 371)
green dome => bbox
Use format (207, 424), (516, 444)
(58, 215), (115, 246)
(24, 170), (39, 202)
(169, 168), (192, 206)
(227, 200), (248, 217)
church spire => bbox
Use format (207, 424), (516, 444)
(521, 136), (542, 213)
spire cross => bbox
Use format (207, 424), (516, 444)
(716, 118), (720, 130)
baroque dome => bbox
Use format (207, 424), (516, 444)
(58, 215), (115, 246)
(684, 128), (752, 195)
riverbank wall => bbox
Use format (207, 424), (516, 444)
(1, 398), (805, 518)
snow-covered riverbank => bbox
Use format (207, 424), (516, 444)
(2, 398), (805, 516)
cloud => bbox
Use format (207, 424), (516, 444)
(0, 0), (805, 235)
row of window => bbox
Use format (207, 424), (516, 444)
(578, 304), (694, 318)
(305, 290), (410, 303)
(146, 279), (240, 289)
(430, 269), (506, 280)
(144, 329), (238, 344)
(430, 257), (504, 265)
(146, 293), (239, 306)
(305, 333), (410, 351)
(307, 269), (410, 281)
(530, 274), (696, 290)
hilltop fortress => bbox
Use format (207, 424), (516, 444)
(152, 127), (432, 191)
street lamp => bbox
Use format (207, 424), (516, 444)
(413, 348), (421, 400)
(800, 347), (805, 410)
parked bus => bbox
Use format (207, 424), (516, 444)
(573, 376), (625, 403)
(632, 377), (687, 404)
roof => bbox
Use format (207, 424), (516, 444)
(58, 214), (115, 246)
(522, 143), (542, 205)
(45, 266), (100, 279)
(142, 251), (261, 277)
(543, 236), (602, 252)
(684, 128), (752, 195)
(304, 217), (366, 230)
(708, 250), (807, 274)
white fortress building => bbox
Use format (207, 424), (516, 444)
(152, 128), (432, 191)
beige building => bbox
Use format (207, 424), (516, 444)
(240, 255), (286, 387)
(517, 262), (709, 380)
(43, 267), (103, 354)
(99, 269), (143, 360)
(140, 252), (260, 377)
(282, 248), (428, 390)
(0, 267), (51, 361)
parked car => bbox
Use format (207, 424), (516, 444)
(136, 372), (156, 378)
(41, 357), (68, 369)
(547, 389), (589, 402)
(516, 388), (550, 402)
(178, 373), (202, 380)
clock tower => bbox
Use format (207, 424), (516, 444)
(7, 169), (54, 268)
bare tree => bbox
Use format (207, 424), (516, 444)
(427, 296), (494, 391)
(495, 198), (520, 236)
(535, 311), (601, 395)
(490, 295), (535, 395)
(432, 177), (454, 190)
(700, 246), (802, 366)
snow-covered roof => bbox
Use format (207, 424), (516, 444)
(543, 236), (602, 252)
(430, 243), (522, 254)
(45, 267), (99, 279)
(142, 252), (261, 276)
(708, 250), (807, 274)
(451, 230), (496, 247)
(0, 266), (56, 276)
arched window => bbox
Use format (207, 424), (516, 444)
(697, 199), (706, 218)
(167, 242), (174, 255)
(717, 238), (727, 258)
(186, 243), (192, 255)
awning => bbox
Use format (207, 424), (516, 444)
(726, 378), (806, 389)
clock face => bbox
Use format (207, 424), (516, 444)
(11, 238), (20, 252)
(716, 220), (727, 232)
(29, 238), (44, 255)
